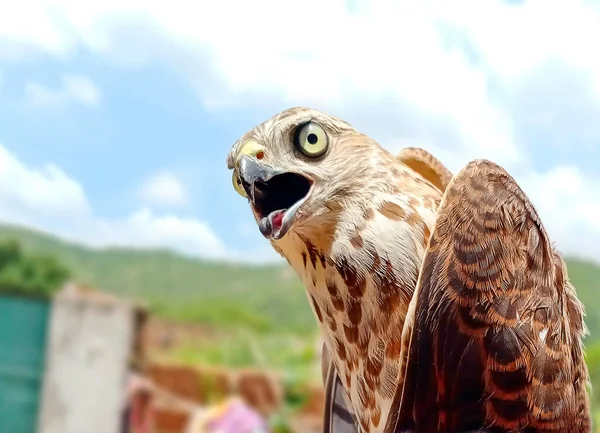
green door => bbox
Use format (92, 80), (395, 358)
(0, 295), (50, 433)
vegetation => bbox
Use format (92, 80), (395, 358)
(0, 223), (598, 422)
(0, 238), (70, 299)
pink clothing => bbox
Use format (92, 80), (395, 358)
(189, 398), (268, 433)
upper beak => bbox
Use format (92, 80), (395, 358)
(237, 154), (281, 203)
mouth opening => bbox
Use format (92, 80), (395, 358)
(253, 172), (312, 218)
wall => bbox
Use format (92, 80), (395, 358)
(37, 290), (137, 433)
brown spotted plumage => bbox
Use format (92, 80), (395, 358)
(226, 107), (591, 433)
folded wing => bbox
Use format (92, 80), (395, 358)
(393, 160), (591, 432)
(395, 147), (452, 194)
(322, 343), (360, 432)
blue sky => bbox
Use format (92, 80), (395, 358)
(0, 0), (599, 263)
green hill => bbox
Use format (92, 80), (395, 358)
(0, 223), (599, 340)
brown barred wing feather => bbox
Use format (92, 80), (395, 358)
(392, 159), (591, 432)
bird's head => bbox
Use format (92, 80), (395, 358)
(227, 107), (393, 242)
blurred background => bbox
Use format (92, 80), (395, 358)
(0, 0), (599, 432)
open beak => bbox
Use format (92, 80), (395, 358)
(237, 155), (312, 240)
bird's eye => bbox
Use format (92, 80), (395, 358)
(232, 171), (247, 198)
(294, 122), (328, 158)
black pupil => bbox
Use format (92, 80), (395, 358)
(307, 133), (318, 145)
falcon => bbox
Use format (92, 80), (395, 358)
(226, 107), (591, 432)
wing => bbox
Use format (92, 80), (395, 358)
(396, 147), (452, 193)
(321, 343), (359, 433)
(391, 160), (591, 432)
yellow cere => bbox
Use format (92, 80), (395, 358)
(236, 140), (265, 163)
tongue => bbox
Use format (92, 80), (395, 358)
(258, 210), (287, 238)
(271, 210), (285, 230)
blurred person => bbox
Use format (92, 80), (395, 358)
(121, 372), (154, 433)
(186, 397), (267, 433)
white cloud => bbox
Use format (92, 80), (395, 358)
(520, 166), (600, 260)
(0, 145), (90, 220)
(0, 1), (597, 164)
(0, 0), (597, 168)
(25, 75), (101, 107)
(0, 142), (234, 260)
(1, 0), (522, 167)
(432, 0), (600, 89)
(138, 171), (189, 209)
(88, 208), (225, 257)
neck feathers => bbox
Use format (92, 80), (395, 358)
(273, 190), (441, 432)
(272, 153), (446, 432)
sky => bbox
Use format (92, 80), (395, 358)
(0, 0), (599, 264)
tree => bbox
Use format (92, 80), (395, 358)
(0, 239), (71, 299)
